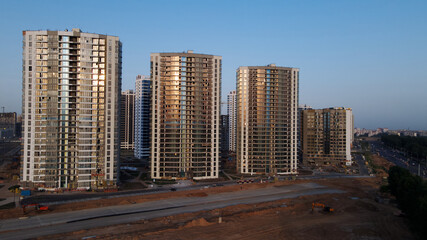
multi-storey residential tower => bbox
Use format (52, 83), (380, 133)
(21, 29), (122, 190)
(220, 115), (229, 158)
(150, 51), (221, 180)
(297, 104), (312, 163)
(120, 90), (135, 150)
(134, 75), (151, 159)
(237, 64), (299, 175)
(301, 107), (353, 166)
(227, 90), (237, 152)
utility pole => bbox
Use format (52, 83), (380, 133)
(1, 106), (4, 113)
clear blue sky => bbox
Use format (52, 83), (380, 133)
(1, 0), (426, 130)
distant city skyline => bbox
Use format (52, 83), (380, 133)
(0, 0), (426, 130)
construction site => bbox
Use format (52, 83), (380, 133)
(0, 137), (416, 239)
(0, 164), (414, 240)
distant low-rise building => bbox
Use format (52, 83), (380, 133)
(302, 107), (353, 166)
(354, 128), (427, 137)
(388, 129), (426, 137)
(354, 127), (388, 137)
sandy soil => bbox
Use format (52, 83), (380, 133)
(0, 146), (414, 239)
(39, 177), (414, 240)
(371, 154), (395, 178)
(0, 180), (303, 219)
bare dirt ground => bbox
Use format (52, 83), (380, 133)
(371, 154), (395, 178)
(38, 176), (414, 240)
(0, 146), (413, 239)
(0, 179), (308, 219)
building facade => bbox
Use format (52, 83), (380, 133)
(150, 51), (221, 179)
(120, 90), (135, 150)
(297, 104), (312, 163)
(220, 115), (229, 158)
(21, 29), (122, 190)
(227, 90), (237, 152)
(134, 75), (151, 159)
(301, 107), (353, 166)
(237, 65), (299, 175)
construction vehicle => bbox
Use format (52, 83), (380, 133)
(22, 204), (49, 214)
(312, 202), (334, 213)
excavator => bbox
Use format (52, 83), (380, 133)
(312, 202), (334, 213)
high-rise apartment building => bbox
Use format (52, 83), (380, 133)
(134, 75), (151, 159)
(237, 64), (299, 175)
(297, 104), (312, 163)
(227, 90), (237, 152)
(21, 29), (122, 190)
(150, 51), (221, 179)
(301, 107), (353, 166)
(220, 115), (229, 158)
(120, 90), (135, 150)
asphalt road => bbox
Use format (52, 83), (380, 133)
(370, 141), (427, 177)
(353, 153), (370, 175)
(20, 180), (237, 206)
(21, 173), (366, 207)
(0, 182), (344, 240)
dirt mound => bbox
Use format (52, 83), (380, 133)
(183, 218), (213, 228)
(372, 155), (395, 178)
(186, 192), (208, 197)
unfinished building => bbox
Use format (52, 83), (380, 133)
(301, 107), (353, 166)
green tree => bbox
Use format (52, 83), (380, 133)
(388, 166), (410, 196)
(387, 166), (427, 237)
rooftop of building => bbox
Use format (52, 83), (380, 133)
(151, 50), (221, 58)
(136, 75), (150, 80)
(23, 28), (119, 38)
(303, 107), (352, 112)
(238, 64), (299, 70)
(122, 90), (134, 94)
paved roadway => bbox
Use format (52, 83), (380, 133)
(20, 180), (238, 206)
(0, 182), (344, 240)
(370, 141), (427, 177)
(21, 174), (370, 207)
(353, 153), (370, 175)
